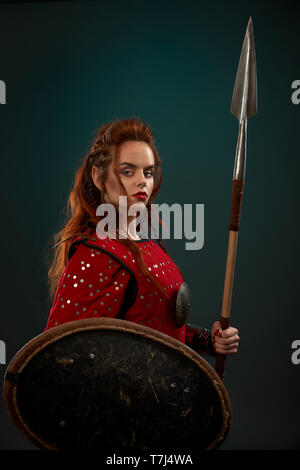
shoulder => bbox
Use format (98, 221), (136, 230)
(56, 238), (135, 304)
(67, 238), (129, 278)
(67, 230), (171, 274)
(67, 232), (130, 270)
(65, 234), (140, 299)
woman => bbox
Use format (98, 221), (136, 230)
(46, 118), (239, 357)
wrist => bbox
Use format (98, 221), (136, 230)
(192, 328), (216, 357)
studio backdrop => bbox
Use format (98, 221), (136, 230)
(0, 0), (299, 451)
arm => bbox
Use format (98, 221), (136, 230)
(185, 321), (240, 356)
(185, 324), (216, 356)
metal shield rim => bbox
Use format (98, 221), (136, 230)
(3, 318), (232, 451)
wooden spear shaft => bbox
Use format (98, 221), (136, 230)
(215, 179), (244, 381)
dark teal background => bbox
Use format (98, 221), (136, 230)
(0, 0), (299, 450)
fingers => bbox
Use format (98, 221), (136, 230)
(214, 346), (238, 355)
(220, 326), (239, 338)
(213, 341), (239, 354)
(214, 334), (240, 346)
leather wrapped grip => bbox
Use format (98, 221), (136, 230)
(229, 179), (245, 231)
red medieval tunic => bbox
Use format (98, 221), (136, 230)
(45, 231), (214, 356)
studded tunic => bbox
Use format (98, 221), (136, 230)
(45, 231), (214, 355)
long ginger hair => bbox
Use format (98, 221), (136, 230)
(48, 117), (169, 301)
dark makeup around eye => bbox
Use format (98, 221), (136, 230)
(119, 162), (155, 176)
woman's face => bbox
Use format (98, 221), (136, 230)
(92, 140), (155, 210)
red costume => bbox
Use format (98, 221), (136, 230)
(45, 230), (215, 356)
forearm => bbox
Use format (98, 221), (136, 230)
(185, 324), (216, 357)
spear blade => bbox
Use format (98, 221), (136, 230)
(231, 17), (257, 122)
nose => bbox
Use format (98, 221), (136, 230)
(136, 170), (147, 188)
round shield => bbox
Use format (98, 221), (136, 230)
(3, 318), (231, 451)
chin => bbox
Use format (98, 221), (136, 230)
(129, 200), (148, 211)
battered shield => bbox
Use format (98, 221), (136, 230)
(3, 318), (231, 451)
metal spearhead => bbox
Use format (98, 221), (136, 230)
(231, 17), (257, 122)
(231, 17), (257, 180)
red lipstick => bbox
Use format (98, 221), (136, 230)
(133, 191), (147, 199)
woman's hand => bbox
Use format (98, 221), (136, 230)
(211, 321), (240, 355)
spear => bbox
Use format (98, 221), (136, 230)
(215, 17), (257, 382)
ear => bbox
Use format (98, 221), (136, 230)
(91, 165), (103, 191)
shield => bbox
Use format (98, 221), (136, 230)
(3, 318), (231, 451)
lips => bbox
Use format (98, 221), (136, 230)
(133, 191), (148, 199)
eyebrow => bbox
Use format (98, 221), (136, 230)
(118, 162), (155, 170)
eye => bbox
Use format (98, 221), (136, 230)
(121, 169), (134, 177)
(144, 170), (154, 178)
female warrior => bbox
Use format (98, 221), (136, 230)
(46, 118), (239, 357)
